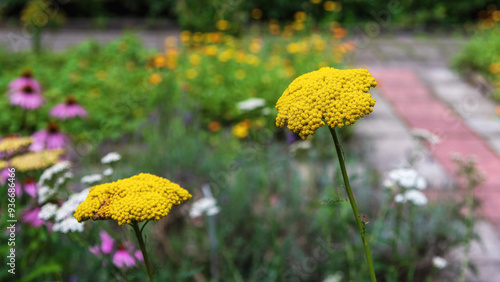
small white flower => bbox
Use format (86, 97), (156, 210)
(38, 203), (59, 220)
(103, 168), (114, 176)
(37, 185), (56, 204)
(52, 217), (84, 233)
(289, 140), (312, 154)
(101, 152), (121, 164)
(387, 168), (427, 190)
(261, 107), (272, 115)
(81, 174), (103, 185)
(38, 161), (71, 186)
(236, 98), (265, 111)
(54, 171), (73, 188)
(323, 272), (344, 282)
(394, 190), (428, 206)
(411, 128), (440, 145)
(56, 188), (90, 221)
(190, 198), (219, 218)
(432, 256), (447, 269)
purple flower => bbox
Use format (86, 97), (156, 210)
(9, 85), (45, 110)
(8, 70), (42, 93)
(0, 169), (10, 185)
(100, 231), (115, 254)
(50, 96), (87, 120)
(21, 206), (44, 227)
(112, 245), (136, 268)
(30, 122), (68, 151)
(23, 178), (38, 198)
(134, 250), (144, 261)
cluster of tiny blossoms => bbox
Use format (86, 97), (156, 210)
(74, 173), (192, 225)
(275, 67), (377, 139)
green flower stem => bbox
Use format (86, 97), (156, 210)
(328, 126), (377, 282)
(132, 221), (154, 282)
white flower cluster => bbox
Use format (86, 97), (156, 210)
(81, 174), (103, 185)
(385, 168), (427, 190)
(432, 256), (447, 269)
(103, 167), (114, 176)
(236, 98), (265, 112)
(394, 190), (428, 206)
(385, 168), (429, 206)
(190, 198), (220, 218)
(101, 152), (121, 164)
(39, 188), (89, 233)
(37, 161), (73, 204)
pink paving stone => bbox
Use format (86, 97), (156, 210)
(373, 67), (500, 229)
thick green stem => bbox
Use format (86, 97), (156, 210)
(132, 221), (154, 282)
(328, 126), (377, 282)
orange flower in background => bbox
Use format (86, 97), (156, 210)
(154, 54), (166, 68)
(232, 121), (250, 138)
(216, 19), (230, 31)
(251, 8), (263, 20)
(208, 121), (221, 132)
(495, 104), (500, 116)
(333, 27), (347, 38)
(493, 11), (500, 21)
(149, 73), (162, 85)
(489, 63), (499, 74)
(241, 119), (252, 129)
(294, 11), (307, 22)
(269, 23), (280, 35)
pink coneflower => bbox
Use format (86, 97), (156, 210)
(23, 178), (38, 198)
(9, 85), (45, 110)
(112, 243), (137, 268)
(30, 121), (68, 152)
(8, 70), (42, 93)
(21, 206), (44, 227)
(50, 96), (88, 120)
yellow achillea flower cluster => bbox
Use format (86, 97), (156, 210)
(0, 160), (7, 170)
(10, 149), (64, 172)
(275, 67), (377, 139)
(0, 137), (33, 153)
(74, 173), (192, 225)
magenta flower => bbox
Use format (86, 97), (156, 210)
(21, 206), (44, 227)
(113, 245), (137, 268)
(30, 122), (68, 151)
(23, 178), (38, 198)
(100, 231), (115, 254)
(8, 70), (42, 93)
(89, 231), (142, 269)
(0, 168), (10, 185)
(9, 85), (45, 110)
(50, 96), (88, 120)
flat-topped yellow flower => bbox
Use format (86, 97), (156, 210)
(74, 173), (192, 225)
(10, 149), (63, 171)
(275, 67), (377, 139)
(0, 136), (33, 153)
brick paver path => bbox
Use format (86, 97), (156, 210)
(370, 68), (500, 230)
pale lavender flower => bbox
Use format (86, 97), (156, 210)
(50, 96), (88, 120)
(21, 206), (44, 227)
(8, 70), (42, 93)
(9, 85), (45, 110)
(23, 178), (38, 198)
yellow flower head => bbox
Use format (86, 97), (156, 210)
(275, 67), (377, 139)
(74, 173), (192, 225)
(0, 136), (33, 154)
(10, 149), (64, 172)
(0, 160), (7, 170)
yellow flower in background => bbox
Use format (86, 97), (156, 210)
(293, 22), (305, 31)
(164, 36), (177, 48)
(189, 54), (201, 66)
(205, 45), (218, 56)
(10, 149), (64, 172)
(96, 71), (108, 81)
(232, 122), (249, 138)
(149, 73), (162, 85)
(185, 69), (198, 80)
(249, 41), (262, 53)
(118, 41), (128, 52)
(218, 49), (234, 62)
(251, 9), (263, 20)
(311, 0), (322, 4)
(180, 30), (191, 44)
(324, 1), (336, 11)
(0, 160), (7, 170)
(235, 69), (246, 80)
(216, 19), (230, 31)
(294, 11), (307, 22)
(74, 173), (192, 225)
(275, 67), (377, 139)
(0, 137), (32, 153)
(236, 51), (247, 63)
(269, 23), (281, 35)
(192, 32), (204, 43)
(90, 88), (101, 98)
(245, 54), (261, 66)
(489, 63), (499, 74)
(126, 61), (136, 71)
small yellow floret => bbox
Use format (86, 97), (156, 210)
(275, 67), (377, 139)
(74, 173), (192, 225)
